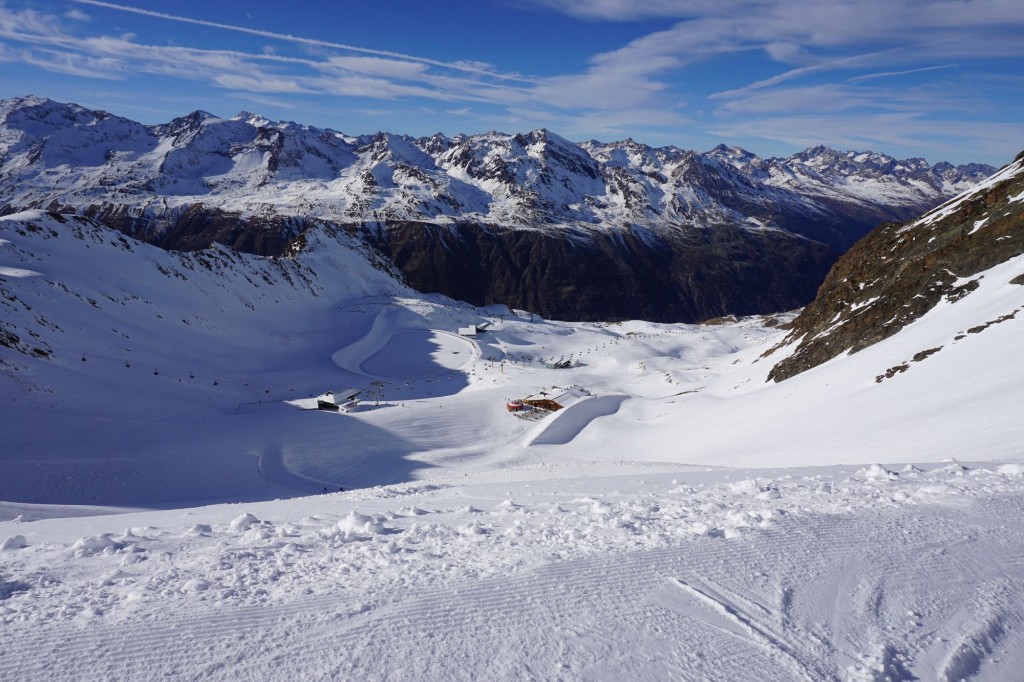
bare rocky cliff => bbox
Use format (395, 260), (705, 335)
(363, 221), (836, 322)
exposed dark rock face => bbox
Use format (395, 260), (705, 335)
(364, 221), (836, 322)
(767, 155), (1024, 382)
(76, 204), (303, 255)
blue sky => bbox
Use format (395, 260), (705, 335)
(1, 0), (1022, 165)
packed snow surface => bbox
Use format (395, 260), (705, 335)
(354, 329), (478, 379)
(1, 210), (1022, 679)
(4, 465), (1024, 681)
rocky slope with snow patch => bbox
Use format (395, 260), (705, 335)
(0, 210), (404, 372)
(767, 151), (1024, 382)
(0, 96), (993, 321)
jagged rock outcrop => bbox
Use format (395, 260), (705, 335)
(767, 151), (1024, 381)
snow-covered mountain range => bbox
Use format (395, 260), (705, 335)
(0, 96), (989, 244)
(0, 96), (995, 321)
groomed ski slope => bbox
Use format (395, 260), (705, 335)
(4, 464), (1024, 681)
(1, 210), (1023, 680)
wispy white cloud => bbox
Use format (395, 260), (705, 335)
(212, 73), (311, 95)
(42, 1), (688, 122)
(0, 4), (519, 104)
(715, 83), (991, 125)
(228, 94), (301, 112)
(19, 48), (125, 79)
(527, 0), (1024, 101)
(522, 0), (1023, 161)
(532, 0), (1024, 62)
(846, 64), (959, 83)
(64, 8), (90, 22)
(0, 2), (67, 37)
(0, 2), (544, 107)
(531, 0), (1024, 37)
(709, 46), (919, 99)
(322, 56), (429, 80)
(520, 0), (719, 21)
(71, 0), (531, 82)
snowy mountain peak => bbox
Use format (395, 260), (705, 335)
(416, 132), (456, 156)
(169, 109), (221, 130)
(231, 110), (272, 128)
(0, 96), (108, 136)
(708, 143), (759, 163)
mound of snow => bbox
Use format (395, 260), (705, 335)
(336, 511), (386, 536)
(0, 535), (27, 551)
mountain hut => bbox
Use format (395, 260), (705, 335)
(317, 388), (361, 412)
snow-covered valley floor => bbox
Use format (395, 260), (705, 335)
(2, 211), (1023, 680)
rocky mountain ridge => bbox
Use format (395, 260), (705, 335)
(767, 151), (1024, 381)
(1, 96), (991, 244)
(0, 96), (996, 321)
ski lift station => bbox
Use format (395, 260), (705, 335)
(316, 388), (361, 412)
(458, 321), (492, 337)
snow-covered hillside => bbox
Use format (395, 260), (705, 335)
(1, 152), (1022, 679)
(0, 209), (416, 504)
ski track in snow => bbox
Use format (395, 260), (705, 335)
(4, 465), (1024, 680)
